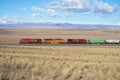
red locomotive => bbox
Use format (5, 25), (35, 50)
(67, 39), (87, 44)
(19, 39), (42, 44)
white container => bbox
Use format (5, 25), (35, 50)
(105, 39), (120, 44)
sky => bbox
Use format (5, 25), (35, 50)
(0, 0), (120, 25)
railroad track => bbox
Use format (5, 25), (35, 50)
(0, 44), (120, 46)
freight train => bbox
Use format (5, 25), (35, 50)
(19, 39), (120, 44)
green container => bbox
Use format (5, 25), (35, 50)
(88, 39), (105, 44)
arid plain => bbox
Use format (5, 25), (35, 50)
(0, 28), (120, 80)
(0, 28), (120, 44)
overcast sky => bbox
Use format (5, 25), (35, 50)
(0, 0), (120, 25)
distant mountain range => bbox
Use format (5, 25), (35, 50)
(0, 22), (120, 29)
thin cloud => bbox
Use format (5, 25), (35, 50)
(32, 6), (59, 17)
(61, 0), (90, 13)
(47, 0), (118, 15)
(17, 8), (27, 11)
(47, 0), (91, 13)
(0, 15), (23, 24)
(64, 12), (69, 17)
(47, 1), (61, 9)
(95, 1), (118, 14)
(47, 9), (59, 17)
(32, 6), (45, 11)
(32, 13), (42, 18)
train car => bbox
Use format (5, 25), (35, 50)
(105, 39), (120, 44)
(88, 39), (105, 44)
(19, 39), (42, 44)
(43, 39), (66, 44)
(67, 39), (87, 44)
(19, 39), (31, 44)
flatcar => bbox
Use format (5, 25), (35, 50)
(88, 39), (105, 44)
(67, 39), (87, 44)
(19, 39), (42, 44)
(43, 39), (66, 44)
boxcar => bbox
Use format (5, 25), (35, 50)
(43, 39), (66, 44)
(105, 39), (120, 44)
(88, 39), (105, 44)
(19, 39), (42, 44)
(67, 39), (87, 44)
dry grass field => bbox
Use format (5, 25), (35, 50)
(0, 45), (120, 80)
(0, 28), (120, 44)
(0, 28), (120, 80)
